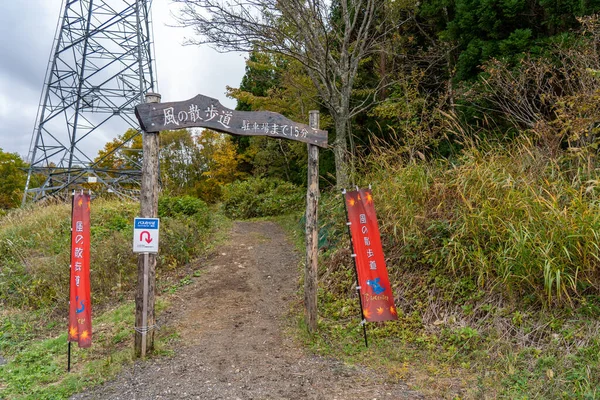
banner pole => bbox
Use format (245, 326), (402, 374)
(341, 189), (369, 348)
(67, 190), (74, 372)
(67, 342), (71, 372)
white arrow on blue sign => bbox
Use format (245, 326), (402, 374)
(133, 217), (160, 253)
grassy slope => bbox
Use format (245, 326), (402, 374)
(3, 149), (600, 398)
(0, 198), (228, 399)
(287, 141), (600, 399)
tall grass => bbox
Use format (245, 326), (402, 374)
(362, 139), (600, 307)
(0, 196), (221, 399)
(313, 137), (600, 397)
(0, 197), (213, 312)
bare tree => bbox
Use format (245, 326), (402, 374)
(174, 0), (397, 188)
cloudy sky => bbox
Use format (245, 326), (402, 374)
(0, 0), (246, 159)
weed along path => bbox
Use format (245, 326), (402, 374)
(72, 221), (422, 400)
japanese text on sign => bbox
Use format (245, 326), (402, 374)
(68, 192), (92, 348)
(135, 94), (328, 148)
(344, 189), (398, 322)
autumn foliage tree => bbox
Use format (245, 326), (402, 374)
(95, 127), (244, 202)
(174, 0), (400, 188)
(227, 50), (332, 184)
(0, 149), (27, 209)
(193, 130), (246, 202)
(94, 128), (143, 171)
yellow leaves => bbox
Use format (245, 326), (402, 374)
(94, 128), (142, 170)
(585, 68), (600, 78)
(203, 133), (245, 185)
(160, 129), (194, 148)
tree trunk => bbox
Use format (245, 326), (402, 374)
(333, 115), (349, 189)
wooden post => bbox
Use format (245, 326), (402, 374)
(304, 110), (320, 333)
(135, 92), (161, 358)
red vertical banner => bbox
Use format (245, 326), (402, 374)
(344, 189), (397, 322)
(68, 192), (92, 348)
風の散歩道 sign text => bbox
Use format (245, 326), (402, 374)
(135, 94), (328, 148)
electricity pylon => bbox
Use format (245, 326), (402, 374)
(23, 0), (157, 204)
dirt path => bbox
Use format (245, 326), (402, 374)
(72, 221), (422, 400)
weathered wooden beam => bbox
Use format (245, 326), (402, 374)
(135, 94), (328, 148)
(304, 110), (320, 333)
(135, 92), (160, 358)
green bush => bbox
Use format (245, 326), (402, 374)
(158, 195), (207, 217)
(158, 195), (211, 229)
(222, 177), (303, 219)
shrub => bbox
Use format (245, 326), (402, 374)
(158, 195), (211, 229)
(222, 177), (303, 219)
(158, 195), (208, 217)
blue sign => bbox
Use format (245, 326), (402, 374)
(135, 218), (159, 229)
(133, 218), (160, 253)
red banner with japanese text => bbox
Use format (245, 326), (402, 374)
(344, 189), (397, 322)
(68, 192), (92, 348)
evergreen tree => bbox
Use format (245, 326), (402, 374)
(419, 0), (600, 81)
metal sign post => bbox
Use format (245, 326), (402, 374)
(133, 217), (159, 358)
(133, 218), (160, 253)
(141, 252), (149, 358)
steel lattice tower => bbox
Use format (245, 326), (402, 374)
(23, 0), (156, 204)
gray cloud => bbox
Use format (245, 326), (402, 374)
(0, 0), (245, 159)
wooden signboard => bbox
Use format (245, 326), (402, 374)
(135, 94), (328, 148)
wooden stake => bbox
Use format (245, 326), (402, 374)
(304, 110), (320, 333)
(135, 92), (161, 358)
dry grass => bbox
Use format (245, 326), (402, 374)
(315, 137), (600, 398)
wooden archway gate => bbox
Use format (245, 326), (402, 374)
(133, 93), (328, 357)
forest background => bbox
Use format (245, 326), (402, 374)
(2, 0), (600, 398)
